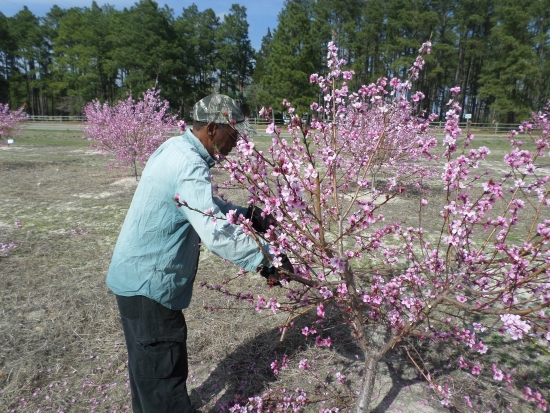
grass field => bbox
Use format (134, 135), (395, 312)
(0, 128), (547, 413)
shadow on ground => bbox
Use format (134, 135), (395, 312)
(189, 316), (432, 413)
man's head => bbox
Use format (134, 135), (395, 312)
(191, 94), (256, 157)
(193, 94), (256, 137)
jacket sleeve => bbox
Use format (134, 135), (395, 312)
(213, 197), (248, 217)
(175, 161), (272, 271)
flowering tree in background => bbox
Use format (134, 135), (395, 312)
(0, 103), (26, 319)
(0, 103), (27, 144)
(179, 41), (550, 412)
(82, 88), (180, 180)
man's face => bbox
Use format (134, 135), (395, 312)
(213, 124), (239, 157)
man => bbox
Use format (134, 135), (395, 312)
(106, 94), (293, 413)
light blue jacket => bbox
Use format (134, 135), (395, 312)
(106, 130), (271, 309)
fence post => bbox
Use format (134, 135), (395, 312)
(495, 122), (498, 135)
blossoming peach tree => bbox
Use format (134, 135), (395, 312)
(82, 88), (183, 180)
(0, 103), (27, 144)
(0, 104), (26, 256)
(179, 43), (550, 411)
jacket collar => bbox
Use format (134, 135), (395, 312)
(182, 129), (215, 168)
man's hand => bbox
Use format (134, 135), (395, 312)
(246, 205), (276, 233)
(260, 254), (294, 286)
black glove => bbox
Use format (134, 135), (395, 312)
(246, 205), (277, 233)
(260, 254), (294, 286)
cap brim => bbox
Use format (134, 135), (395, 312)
(234, 121), (257, 137)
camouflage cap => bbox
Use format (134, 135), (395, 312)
(192, 93), (257, 137)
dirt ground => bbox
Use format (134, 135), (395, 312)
(0, 130), (547, 413)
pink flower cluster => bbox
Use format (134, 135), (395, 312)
(500, 314), (531, 340)
(228, 388), (307, 412)
(524, 386), (548, 411)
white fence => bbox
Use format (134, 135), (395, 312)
(249, 119), (523, 134)
(27, 115), (86, 122)
(26, 116), (523, 134)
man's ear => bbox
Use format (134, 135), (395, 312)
(206, 122), (218, 138)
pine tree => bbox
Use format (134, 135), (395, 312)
(216, 4), (255, 98)
(478, 0), (541, 122)
(52, 2), (117, 114)
(110, 0), (178, 98)
(260, 0), (321, 112)
(174, 5), (220, 114)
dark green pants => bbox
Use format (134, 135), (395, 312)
(116, 295), (196, 413)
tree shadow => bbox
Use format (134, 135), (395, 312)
(189, 309), (545, 412)
(369, 358), (424, 413)
(189, 325), (297, 411)
(188, 314), (434, 413)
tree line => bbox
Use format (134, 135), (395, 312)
(0, 0), (254, 118)
(255, 0), (550, 123)
(1, 0), (549, 123)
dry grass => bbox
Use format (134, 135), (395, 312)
(0, 130), (547, 413)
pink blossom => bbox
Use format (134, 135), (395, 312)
(342, 71), (354, 80)
(315, 335), (332, 347)
(330, 256), (346, 272)
(337, 283), (348, 295)
(255, 295), (266, 313)
(492, 364), (504, 381)
(317, 303), (325, 318)
(475, 341), (488, 354)
(266, 123), (277, 134)
(450, 86), (461, 95)
(298, 359), (310, 370)
(319, 287), (333, 299)
(227, 209), (238, 224)
(523, 387), (549, 411)
(304, 164), (318, 179)
(270, 360), (279, 375)
(173, 194), (187, 208)
(500, 314), (531, 340)
(178, 120), (186, 132)
(412, 91), (425, 102)
(419, 41), (431, 54)
(537, 220), (550, 241)
(482, 179), (503, 198)
(473, 323), (487, 332)
(237, 140), (255, 156)
(272, 256), (282, 268)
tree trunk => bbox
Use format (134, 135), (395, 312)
(354, 354), (379, 413)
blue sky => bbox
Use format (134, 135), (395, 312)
(0, 0), (284, 50)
